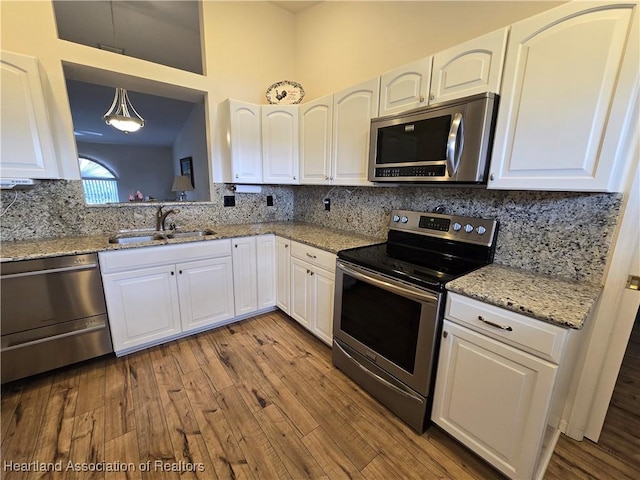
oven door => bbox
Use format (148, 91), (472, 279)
(332, 260), (441, 396)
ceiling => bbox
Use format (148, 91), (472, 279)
(271, 1), (322, 13)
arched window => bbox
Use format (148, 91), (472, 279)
(79, 157), (119, 204)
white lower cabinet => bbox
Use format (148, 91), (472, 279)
(289, 241), (336, 345)
(178, 257), (235, 333)
(232, 234), (277, 317)
(433, 292), (578, 480)
(275, 236), (291, 313)
(433, 320), (557, 479)
(100, 240), (235, 355)
(232, 236), (259, 316)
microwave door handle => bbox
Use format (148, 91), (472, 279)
(446, 112), (464, 177)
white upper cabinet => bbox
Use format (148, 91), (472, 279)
(223, 99), (263, 184)
(262, 105), (299, 184)
(300, 94), (333, 185)
(332, 77), (380, 186)
(488, 2), (638, 192)
(379, 56), (432, 116)
(0, 50), (59, 179)
(431, 27), (509, 104)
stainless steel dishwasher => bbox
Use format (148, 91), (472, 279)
(1, 253), (113, 383)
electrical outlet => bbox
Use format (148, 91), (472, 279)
(267, 195), (274, 206)
(324, 198), (331, 211)
(224, 195), (235, 207)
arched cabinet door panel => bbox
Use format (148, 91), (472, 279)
(431, 27), (508, 104)
(1, 50), (59, 179)
(488, 3), (637, 191)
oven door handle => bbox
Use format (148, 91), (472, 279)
(334, 340), (424, 403)
(337, 261), (439, 304)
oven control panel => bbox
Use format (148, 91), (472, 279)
(389, 209), (497, 246)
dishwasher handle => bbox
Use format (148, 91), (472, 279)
(1, 263), (98, 280)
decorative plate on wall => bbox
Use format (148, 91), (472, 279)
(266, 80), (305, 105)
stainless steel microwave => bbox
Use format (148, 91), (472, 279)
(368, 93), (498, 184)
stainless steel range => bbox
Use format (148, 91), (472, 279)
(332, 209), (498, 432)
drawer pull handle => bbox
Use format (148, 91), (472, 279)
(306, 253), (317, 259)
(478, 316), (512, 331)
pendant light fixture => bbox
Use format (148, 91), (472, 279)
(103, 87), (145, 133)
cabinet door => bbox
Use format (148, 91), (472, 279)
(0, 50), (59, 179)
(290, 257), (312, 328)
(488, 3), (636, 191)
(256, 234), (276, 309)
(229, 100), (263, 183)
(300, 94), (333, 185)
(177, 257), (235, 333)
(102, 265), (181, 354)
(310, 267), (334, 345)
(275, 236), (291, 313)
(432, 320), (557, 479)
(431, 27), (508, 104)
(379, 56), (432, 116)
(232, 236), (258, 316)
(262, 105), (299, 184)
(332, 78), (379, 186)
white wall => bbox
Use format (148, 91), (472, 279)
(294, 1), (564, 99)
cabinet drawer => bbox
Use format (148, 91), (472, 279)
(99, 239), (232, 274)
(290, 241), (336, 272)
(445, 292), (568, 363)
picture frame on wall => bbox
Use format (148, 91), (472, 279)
(180, 157), (194, 187)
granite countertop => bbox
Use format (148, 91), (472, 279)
(445, 264), (602, 330)
(0, 221), (384, 262)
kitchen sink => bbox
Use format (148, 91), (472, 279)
(166, 229), (216, 239)
(108, 229), (216, 244)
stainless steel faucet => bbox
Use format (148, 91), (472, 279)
(156, 206), (179, 231)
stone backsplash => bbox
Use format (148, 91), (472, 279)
(292, 185), (621, 284)
(0, 180), (621, 284)
(0, 180), (294, 241)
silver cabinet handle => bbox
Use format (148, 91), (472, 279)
(306, 253), (317, 259)
(419, 95), (425, 103)
(446, 112), (464, 177)
(430, 93), (435, 101)
(478, 315), (512, 331)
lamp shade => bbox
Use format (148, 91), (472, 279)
(171, 175), (194, 192)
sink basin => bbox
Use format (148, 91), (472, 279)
(166, 229), (216, 239)
(108, 229), (216, 244)
(108, 232), (168, 244)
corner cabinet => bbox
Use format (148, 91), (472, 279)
(99, 240), (235, 355)
(262, 105), (299, 184)
(430, 27), (508, 104)
(0, 50), (59, 179)
(432, 292), (580, 480)
(332, 78), (379, 186)
(488, 2), (638, 192)
(222, 99), (263, 184)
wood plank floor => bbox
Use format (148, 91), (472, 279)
(2, 311), (639, 480)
